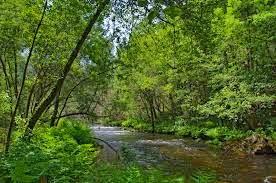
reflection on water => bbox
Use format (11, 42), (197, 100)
(92, 125), (276, 183)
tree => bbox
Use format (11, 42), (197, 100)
(1, 0), (111, 152)
(105, 0), (276, 130)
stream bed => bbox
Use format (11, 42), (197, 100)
(92, 125), (276, 183)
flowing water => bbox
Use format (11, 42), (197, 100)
(92, 125), (276, 183)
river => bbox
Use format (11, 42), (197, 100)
(92, 125), (276, 183)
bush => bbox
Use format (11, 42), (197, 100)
(156, 125), (175, 134)
(115, 118), (273, 144)
(175, 126), (207, 139)
(122, 118), (137, 128)
(175, 124), (250, 142)
(205, 127), (248, 141)
(122, 119), (150, 131)
(202, 121), (217, 128)
(175, 126), (191, 137)
(205, 127), (229, 140)
(1, 120), (98, 183)
(223, 129), (248, 141)
(57, 119), (94, 145)
(190, 127), (207, 139)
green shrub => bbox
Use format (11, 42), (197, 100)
(157, 125), (175, 134)
(122, 118), (137, 128)
(202, 121), (217, 128)
(190, 127), (207, 139)
(175, 125), (249, 142)
(205, 127), (227, 140)
(223, 129), (247, 141)
(122, 119), (150, 131)
(175, 126), (207, 139)
(135, 123), (149, 131)
(117, 118), (271, 144)
(205, 128), (220, 139)
(174, 118), (187, 127)
(175, 126), (191, 136)
(205, 127), (246, 141)
(1, 120), (98, 183)
(57, 119), (94, 145)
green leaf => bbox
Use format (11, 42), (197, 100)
(163, 6), (182, 18)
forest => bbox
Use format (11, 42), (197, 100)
(0, 0), (276, 182)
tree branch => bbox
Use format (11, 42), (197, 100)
(0, 56), (11, 90)
(26, 0), (110, 134)
(5, 0), (48, 153)
(58, 112), (110, 119)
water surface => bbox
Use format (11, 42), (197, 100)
(92, 125), (276, 183)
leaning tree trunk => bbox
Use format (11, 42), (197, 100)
(25, 80), (37, 118)
(5, 0), (48, 153)
(50, 88), (61, 127)
(25, 0), (109, 135)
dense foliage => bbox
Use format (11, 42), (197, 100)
(0, 0), (275, 182)
(0, 120), (186, 183)
(0, 120), (98, 182)
(105, 0), (276, 132)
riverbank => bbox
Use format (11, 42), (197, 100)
(103, 119), (276, 153)
(92, 125), (276, 183)
(0, 119), (185, 183)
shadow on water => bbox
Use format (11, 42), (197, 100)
(92, 125), (276, 183)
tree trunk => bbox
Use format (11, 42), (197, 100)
(169, 94), (176, 120)
(25, 0), (109, 135)
(13, 48), (18, 97)
(149, 96), (155, 133)
(39, 176), (48, 183)
(50, 89), (61, 127)
(5, 0), (48, 153)
(25, 81), (37, 118)
(0, 57), (11, 90)
(247, 106), (260, 130)
(56, 78), (89, 124)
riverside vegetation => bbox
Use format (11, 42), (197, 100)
(0, 120), (184, 182)
(106, 118), (276, 154)
(0, 0), (275, 182)
(100, 0), (276, 154)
